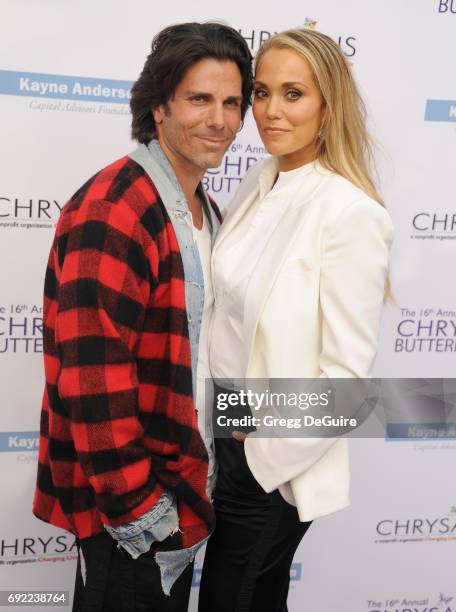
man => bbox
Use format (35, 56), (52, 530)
(33, 22), (253, 611)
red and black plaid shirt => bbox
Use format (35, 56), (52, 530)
(33, 155), (218, 547)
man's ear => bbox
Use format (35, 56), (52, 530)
(152, 104), (165, 125)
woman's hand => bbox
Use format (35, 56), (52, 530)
(232, 431), (247, 442)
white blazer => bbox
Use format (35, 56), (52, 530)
(211, 157), (393, 522)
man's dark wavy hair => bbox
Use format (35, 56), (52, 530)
(130, 22), (253, 144)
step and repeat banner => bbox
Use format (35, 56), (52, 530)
(1, 1), (455, 610)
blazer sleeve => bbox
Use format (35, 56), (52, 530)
(244, 198), (394, 493)
(319, 197), (393, 378)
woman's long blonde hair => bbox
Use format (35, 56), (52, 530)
(255, 28), (384, 206)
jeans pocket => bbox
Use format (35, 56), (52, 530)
(106, 494), (179, 559)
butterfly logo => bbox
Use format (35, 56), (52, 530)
(303, 18), (317, 30)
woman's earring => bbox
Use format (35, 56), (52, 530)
(318, 127), (324, 140)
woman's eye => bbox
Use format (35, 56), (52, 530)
(286, 90), (301, 100)
(254, 89), (267, 99)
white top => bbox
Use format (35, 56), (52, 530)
(209, 160), (316, 383)
(192, 212), (216, 494)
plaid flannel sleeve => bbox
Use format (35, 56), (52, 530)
(53, 198), (164, 526)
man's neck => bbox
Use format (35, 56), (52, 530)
(156, 137), (203, 208)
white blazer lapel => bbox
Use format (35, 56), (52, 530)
(243, 204), (307, 374)
(242, 166), (327, 374)
(212, 157), (326, 374)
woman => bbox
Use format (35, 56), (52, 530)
(198, 28), (393, 612)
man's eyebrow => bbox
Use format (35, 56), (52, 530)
(183, 91), (242, 102)
(224, 95), (242, 103)
(184, 90), (211, 96)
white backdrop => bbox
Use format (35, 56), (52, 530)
(1, 1), (455, 610)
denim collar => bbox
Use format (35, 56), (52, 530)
(146, 139), (214, 232)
